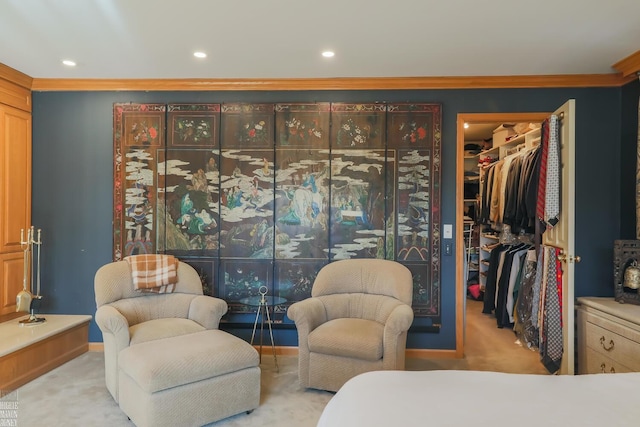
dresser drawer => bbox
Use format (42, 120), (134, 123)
(583, 320), (640, 371)
(580, 347), (632, 374)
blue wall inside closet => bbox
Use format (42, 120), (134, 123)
(32, 86), (626, 346)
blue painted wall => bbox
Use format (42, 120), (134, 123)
(620, 79), (639, 239)
(31, 87), (626, 347)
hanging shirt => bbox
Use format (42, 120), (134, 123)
(489, 161), (504, 223)
(513, 248), (539, 349)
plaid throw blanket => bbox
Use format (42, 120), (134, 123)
(124, 254), (179, 293)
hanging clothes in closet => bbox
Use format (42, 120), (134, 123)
(481, 239), (531, 329)
(478, 143), (541, 234)
(483, 241), (564, 374)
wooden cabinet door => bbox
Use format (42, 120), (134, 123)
(0, 251), (24, 315)
(0, 103), (31, 254)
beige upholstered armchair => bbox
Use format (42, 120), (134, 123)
(287, 259), (414, 392)
(94, 260), (228, 402)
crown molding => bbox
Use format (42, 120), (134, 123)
(613, 50), (640, 78)
(0, 63), (33, 89)
(30, 73), (628, 92)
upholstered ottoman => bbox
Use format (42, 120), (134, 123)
(118, 329), (260, 427)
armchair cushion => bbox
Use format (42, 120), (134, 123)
(309, 318), (384, 361)
(119, 330), (259, 394)
(129, 318), (205, 345)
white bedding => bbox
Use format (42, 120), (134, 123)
(317, 370), (640, 427)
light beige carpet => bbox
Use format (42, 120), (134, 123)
(4, 299), (548, 426)
(8, 353), (331, 427)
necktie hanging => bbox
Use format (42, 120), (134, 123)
(544, 115), (560, 226)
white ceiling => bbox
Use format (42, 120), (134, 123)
(1, 0), (639, 80)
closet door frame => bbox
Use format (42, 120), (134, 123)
(455, 112), (549, 358)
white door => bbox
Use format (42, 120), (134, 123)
(542, 99), (577, 375)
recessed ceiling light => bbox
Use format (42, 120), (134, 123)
(464, 123), (470, 129)
(194, 51), (207, 59)
(62, 59), (76, 67)
(322, 51), (335, 58)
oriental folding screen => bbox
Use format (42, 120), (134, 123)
(113, 102), (441, 328)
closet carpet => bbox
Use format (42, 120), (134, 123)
(4, 299), (547, 426)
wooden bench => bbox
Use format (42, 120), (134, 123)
(0, 314), (91, 392)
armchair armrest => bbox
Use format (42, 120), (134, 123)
(95, 304), (130, 346)
(382, 303), (414, 370)
(96, 305), (131, 357)
(287, 298), (327, 335)
(384, 304), (414, 335)
(188, 295), (228, 329)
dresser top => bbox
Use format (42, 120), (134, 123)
(577, 297), (640, 326)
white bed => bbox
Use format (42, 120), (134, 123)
(317, 370), (640, 427)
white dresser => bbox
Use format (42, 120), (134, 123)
(577, 297), (640, 374)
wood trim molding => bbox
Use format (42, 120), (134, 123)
(405, 349), (460, 359)
(255, 345), (299, 357)
(31, 73), (628, 92)
(613, 50), (640, 78)
(0, 63), (33, 90)
(88, 342), (301, 356)
(0, 77), (32, 112)
(88, 342), (104, 352)
(90, 342), (298, 356)
(269, 347), (457, 359)
(88, 343), (455, 359)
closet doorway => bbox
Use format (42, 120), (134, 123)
(455, 107), (576, 374)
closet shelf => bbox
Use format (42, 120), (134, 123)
(479, 127), (541, 158)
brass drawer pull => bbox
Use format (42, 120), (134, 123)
(600, 363), (616, 374)
(599, 336), (614, 351)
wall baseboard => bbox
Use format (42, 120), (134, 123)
(88, 342), (458, 359)
(88, 342), (104, 352)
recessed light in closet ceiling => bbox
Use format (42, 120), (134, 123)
(62, 59), (76, 67)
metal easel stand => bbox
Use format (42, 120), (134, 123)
(250, 286), (279, 372)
